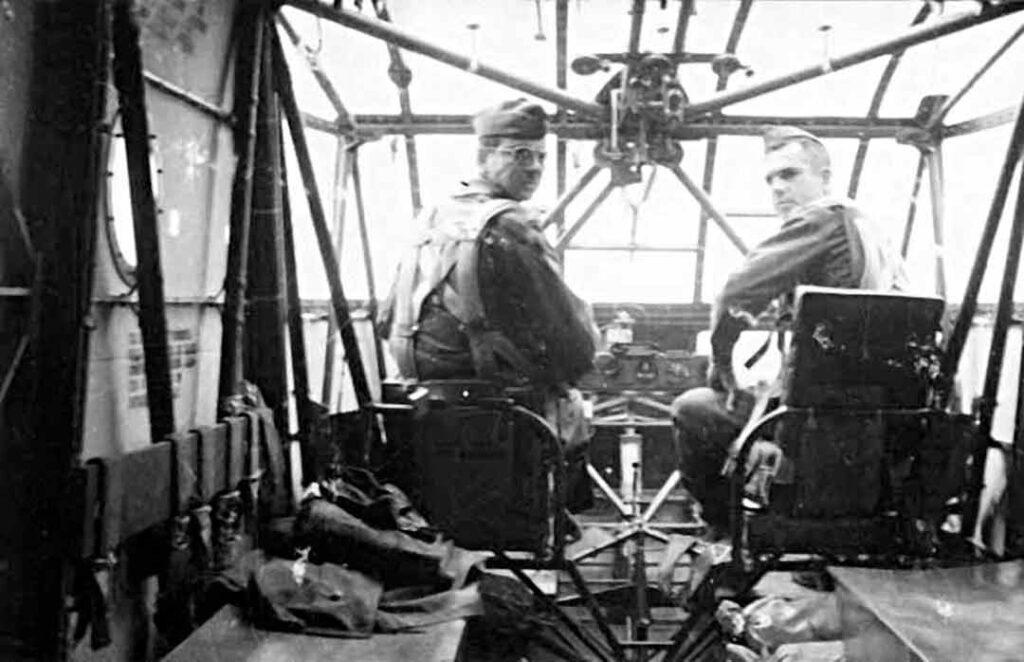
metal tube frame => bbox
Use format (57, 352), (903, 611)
(923, 145), (948, 298)
(542, 164), (601, 230)
(322, 139), (356, 404)
(964, 155), (1024, 538)
(287, 0), (606, 119)
(686, 3), (1024, 118)
(278, 14), (354, 128)
(693, 0), (753, 302)
(941, 96), (1024, 399)
(351, 153), (388, 382)
(112, 0), (176, 440)
(372, 2), (424, 215)
(848, 4), (931, 199)
(901, 151), (927, 258)
(279, 125), (314, 474)
(219, 3), (265, 406)
(930, 22), (1024, 131)
(320, 112), (921, 139)
(627, 0), (645, 55)
(672, 0), (694, 55)
(247, 25), (292, 436)
(668, 163), (748, 255)
(554, 0), (568, 231)
(143, 70), (232, 124)
(554, 181), (616, 254)
(944, 105), (1019, 139)
(273, 27), (375, 411)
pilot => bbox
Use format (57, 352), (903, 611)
(671, 125), (909, 533)
(380, 98), (599, 511)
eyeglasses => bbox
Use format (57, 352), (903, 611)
(493, 146), (547, 166)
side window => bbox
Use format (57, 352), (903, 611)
(103, 109), (163, 286)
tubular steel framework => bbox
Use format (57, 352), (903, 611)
(283, 0), (1024, 310)
(260, 1), (1024, 659)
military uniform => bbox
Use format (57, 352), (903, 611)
(673, 133), (909, 530)
(379, 100), (598, 513)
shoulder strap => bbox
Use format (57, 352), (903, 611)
(392, 198), (521, 380)
(445, 200), (536, 380)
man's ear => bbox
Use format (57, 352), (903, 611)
(820, 166), (832, 190)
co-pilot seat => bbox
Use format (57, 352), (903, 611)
(380, 379), (569, 558)
(725, 286), (977, 568)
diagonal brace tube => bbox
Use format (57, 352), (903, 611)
(668, 163), (748, 254)
(685, 3), (1024, 118)
(542, 164), (601, 230)
(287, 0), (606, 119)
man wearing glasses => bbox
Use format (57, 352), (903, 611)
(381, 98), (598, 511)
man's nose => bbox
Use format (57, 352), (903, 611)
(523, 159), (543, 173)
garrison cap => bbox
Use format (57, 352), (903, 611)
(762, 125), (824, 152)
(472, 98), (548, 140)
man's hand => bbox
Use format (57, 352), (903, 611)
(707, 360), (739, 396)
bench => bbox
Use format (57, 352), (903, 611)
(162, 605), (466, 662)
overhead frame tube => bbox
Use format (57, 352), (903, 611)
(930, 22), (1024, 131)
(685, 4), (1024, 118)
(668, 163), (748, 255)
(278, 14), (354, 128)
(286, 0), (606, 119)
(273, 29), (374, 410)
(849, 4), (931, 199)
(941, 95), (1024, 400)
(627, 0), (645, 55)
(944, 105), (1019, 139)
(672, 0), (694, 54)
(337, 113), (920, 139)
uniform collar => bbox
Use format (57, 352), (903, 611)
(454, 178), (521, 201)
(783, 194), (854, 223)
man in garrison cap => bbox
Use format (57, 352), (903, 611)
(670, 125), (909, 535)
(379, 99), (599, 515)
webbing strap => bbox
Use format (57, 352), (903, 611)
(448, 205), (534, 379)
(241, 410), (263, 546)
(170, 432), (198, 515)
(96, 456), (123, 558)
(197, 424), (228, 500)
(78, 462), (101, 560)
(225, 416), (247, 488)
(255, 406), (291, 517)
(394, 198), (531, 380)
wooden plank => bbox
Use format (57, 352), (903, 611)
(164, 605), (466, 662)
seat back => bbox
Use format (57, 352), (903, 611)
(777, 287), (946, 519)
(381, 380), (560, 555)
(782, 286), (945, 409)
